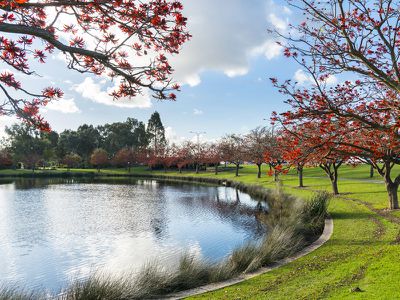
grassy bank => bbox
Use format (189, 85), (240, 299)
(1, 164), (400, 298)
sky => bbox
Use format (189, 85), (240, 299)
(0, 0), (309, 144)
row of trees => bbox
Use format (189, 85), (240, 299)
(0, 120), (289, 181)
(266, 0), (400, 210)
(60, 127), (280, 176)
(0, 112), (167, 170)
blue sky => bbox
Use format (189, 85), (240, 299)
(0, 0), (309, 143)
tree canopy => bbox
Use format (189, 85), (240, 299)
(0, 0), (190, 130)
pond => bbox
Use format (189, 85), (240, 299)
(0, 178), (268, 292)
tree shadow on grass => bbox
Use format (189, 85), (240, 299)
(326, 238), (388, 247)
(331, 211), (374, 220)
(346, 191), (386, 195)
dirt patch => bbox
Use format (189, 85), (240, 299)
(369, 216), (386, 239)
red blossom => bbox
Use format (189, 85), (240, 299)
(0, 0), (190, 131)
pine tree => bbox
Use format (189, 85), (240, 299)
(146, 112), (167, 154)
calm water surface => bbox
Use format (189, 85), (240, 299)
(0, 178), (267, 291)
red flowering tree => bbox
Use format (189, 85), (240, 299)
(175, 142), (193, 173)
(277, 0), (400, 96)
(90, 148), (108, 172)
(158, 144), (176, 172)
(0, 149), (12, 169)
(263, 141), (287, 182)
(220, 134), (245, 177)
(272, 107), (349, 195)
(187, 140), (207, 174)
(272, 79), (400, 203)
(244, 126), (273, 178)
(113, 147), (136, 172)
(0, 0), (190, 130)
(278, 131), (313, 188)
(143, 150), (159, 170)
(198, 143), (222, 175)
(62, 153), (81, 171)
(270, 0), (400, 207)
(22, 152), (41, 172)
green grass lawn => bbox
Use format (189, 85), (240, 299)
(1, 164), (400, 299)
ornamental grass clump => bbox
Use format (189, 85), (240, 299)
(0, 286), (38, 300)
(301, 191), (330, 237)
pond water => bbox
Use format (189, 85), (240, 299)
(0, 178), (267, 292)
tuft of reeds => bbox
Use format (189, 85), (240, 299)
(301, 191), (330, 237)
(0, 286), (39, 300)
(59, 274), (135, 300)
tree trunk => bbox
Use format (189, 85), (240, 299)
(298, 166), (304, 187)
(257, 164), (262, 179)
(196, 163), (199, 174)
(274, 170), (278, 182)
(369, 165), (374, 178)
(215, 164), (218, 175)
(331, 177), (339, 195)
(320, 162), (341, 195)
(235, 164), (239, 177)
(385, 182), (399, 209)
(179, 167), (182, 174)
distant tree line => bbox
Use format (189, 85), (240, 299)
(0, 112), (167, 171)
(0, 114), (283, 178)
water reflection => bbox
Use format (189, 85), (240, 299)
(0, 178), (267, 291)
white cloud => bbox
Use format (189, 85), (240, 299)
(53, 52), (69, 63)
(324, 74), (338, 85)
(225, 68), (249, 78)
(169, 0), (287, 86)
(165, 126), (187, 145)
(73, 77), (152, 109)
(165, 127), (215, 145)
(294, 69), (312, 85)
(269, 13), (288, 31)
(0, 116), (18, 138)
(294, 69), (338, 86)
(251, 40), (283, 60)
(193, 109), (204, 115)
(45, 98), (81, 114)
(283, 6), (292, 15)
